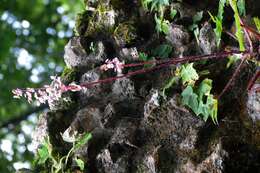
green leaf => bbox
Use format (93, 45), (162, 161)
(154, 14), (170, 34)
(229, 0), (245, 51)
(75, 133), (92, 149)
(217, 0), (227, 20)
(237, 0), (246, 16)
(207, 94), (218, 124)
(141, 0), (153, 10)
(36, 138), (52, 165)
(209, 12), (223, 47)
(180, 63), (199, 86)
(139, 52), (149, 61)
(208, 0), (226, 47)
(253, 17), (260, 32)
(181, 86), (199, 113)
(197, 79), (212, 100)
(181, 79), (218, 124)
(170, 9), (177, 19)
(161, 19), (170, 34)
(152, 44), (172, 58)
(197, 101), (210, 121)
(37, 145), (50, 165)
(75, 158), (85, 171)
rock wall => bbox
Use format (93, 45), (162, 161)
(33, 0), (259, 173)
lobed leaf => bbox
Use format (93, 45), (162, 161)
(180, 63), (199, 86)
(181, 86), (199, 113)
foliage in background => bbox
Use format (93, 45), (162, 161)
(189, 11), (204, 44)
(35, 133), (92, 173)
(162, 63), (218, 124)
(209, 0), (246, 69)
(229, 0), (245, 51)
(141, 0), (171, 34)
(208, 0), (226, 48)
(181, 79), (218, 124)
(209, 0), (246, 50)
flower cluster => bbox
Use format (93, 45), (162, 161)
(12, 76), (83, 107)
(100, 57), (124, 74)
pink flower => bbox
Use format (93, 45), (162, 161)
(12, 76), (86, 107)
(12, 89), (23, 98)
(100, 57), (124, 73)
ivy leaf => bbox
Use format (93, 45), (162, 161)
(152, 44), (172, 58)
(75, 158), (85, 171)
(197, 79), (218, 123)
(180, 63), (199, 86)
(181, 86), (198, 113)
(181, 79), (218, 124)
(197, 101), (210, 121)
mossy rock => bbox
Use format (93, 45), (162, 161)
(74, 10), (93, 36)
(61, 67), (78, 84)
(113, 21), (138, 46)
(75, 3), (116, 37)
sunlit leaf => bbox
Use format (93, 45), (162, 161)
(180, 63), (199, 86)
(37, 145), (49, 165)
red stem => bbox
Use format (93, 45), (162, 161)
(218, 55), (247, 99)
(83, 50), (249, 88)
(17, 50), (250, 92)
(240, 19), (253, 52)
(241, 24), (260, 40)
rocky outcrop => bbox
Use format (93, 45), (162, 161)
(32, 0), (260, 173)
